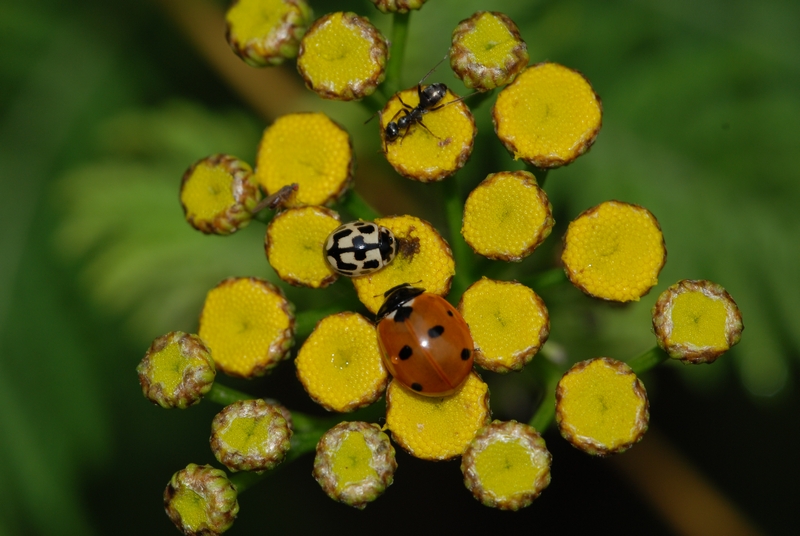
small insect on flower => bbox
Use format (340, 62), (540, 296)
(376, 283), (474, 397)
(325, 221), (397, 277)
(368, 55), (467, 150)
(251, 183), (299, 213)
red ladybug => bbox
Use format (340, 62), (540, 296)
(376, 283), (474, 397)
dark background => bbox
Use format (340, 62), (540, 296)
(1, 0), (798, 534)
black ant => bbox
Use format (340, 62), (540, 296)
(367, 55), (465, 148)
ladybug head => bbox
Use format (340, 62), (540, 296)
(376, 283), (425, 321)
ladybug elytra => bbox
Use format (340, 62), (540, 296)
(325, 221), (397, 277)
(376, 283), (474, 397)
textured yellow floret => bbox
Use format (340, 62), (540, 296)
(462, 421), (551, 510)
(256, 112), (352, 207)
(170, 488), (206, 533)
(385, 372), (490, 460)
(181, 163), (236, 219)
(198, 278), (294, 378)
(462, 171), (554, 261)
(381, 89), (476, 182)
(297, 12), (387, 100)
(459, 278), (549, 373)
(265, 206), (340, 288)
(332, 432), (376, 491)
(226, 0), (312, 66)
(313, 421), (396, 509)
(671, 292), (729, 349)
(562, 200), (665, 302)
(352, 215), (455, 314)
(296, 313), (388, 412)
(493, 62), (602, 168)
(211, 399), (292, 472)
(556, 358), (649, 455)
(449, 11), (528, 91)
(164, 464), (238, 536)
(652, 279), (743, 364)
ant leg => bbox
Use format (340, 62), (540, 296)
(414, 118), (440, 140)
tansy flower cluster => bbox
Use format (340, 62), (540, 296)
(137, 2), (744, 534)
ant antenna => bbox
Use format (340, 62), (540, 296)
(418, 53), (450, 85)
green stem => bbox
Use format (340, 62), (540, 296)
(527, 355), (562, 432)
(358, 91), (385, 117)
(206, 383), (251, 406)
(520, 267), (567, 290)
(627, 345), (670, 375)
(524, 163), (549, 187)
(462, 88), (495, 109)
(338, 190), (381, 221)
(443, 176), (473, 298)
(384, 12), (410, 96)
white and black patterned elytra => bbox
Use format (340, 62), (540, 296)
(325, 221), (398, 277)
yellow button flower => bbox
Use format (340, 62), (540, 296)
(561, 200), (666, 302)
(555, 358), (649, 456)
(198, 277), (295, 378)
(380, 88), (476, 182)
(225, 0), (313, 67)
(493, 62), (602, 168)
(313, 421), (396, 509)
(164, 464), (239, 536)
(295, 313), (388, 412)
(297, 12), (388, 100)
(461, 170), (554, 261)
(385, 372), (490, 460)
(458, 278), (549, 373)
(652, 279), (744, 364)
(137, 331), (215, 409)
(210, 399), (292, 472)
(461, 420), (551, 510)
(265, 206), (341, 288)
(450, 11), (529, 91)
(351, 215), (455, 314)
(255, 112), (353, 207)
(180, 154), (262, 235)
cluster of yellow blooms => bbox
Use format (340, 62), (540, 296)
(136, 2), (744, 534)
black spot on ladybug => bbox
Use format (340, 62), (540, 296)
(411, 382), (423, 392)
(461, 348), (471, 360)
(447, 310), (453, 316)
(428, 325), (445, 338)
(362, 259), (380, 270)
(392, 306), (414, 323)
(399, 345), (413, 360)
(333, 229), (353, 241)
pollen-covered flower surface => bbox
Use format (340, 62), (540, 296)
(556, 358), (649, 455)
(137, 331), (215, 409)
(461, 420), (552, 510)
(653, 279), (743, 364)
(198, 277), (295, 378)
(493, 62), (602, 168)
(225, 0), (313, 67)
(450, 11), (529, 91)
(461, 170), (554, 261)
(297, 12), (388, 100)
(180, 154), (261, 235)
(385, 372), (491, 460)
(295, 313), (388, 412)
(264, 206), (341, 288)
(313, 421), (396, 509)
(562, 200), (666, 302)
(458, 278), (549, 373)
(255, 112), (353, 207)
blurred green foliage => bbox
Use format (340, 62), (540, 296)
(1, 0), (798, 534)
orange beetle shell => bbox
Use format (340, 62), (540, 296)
(377, 292), (474, 397)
